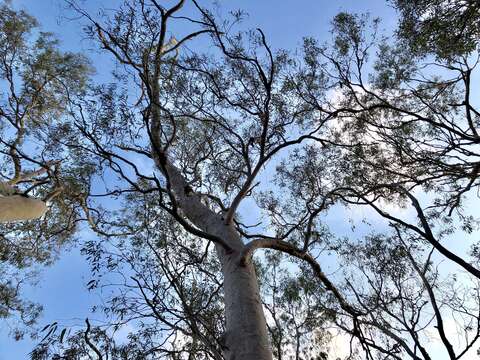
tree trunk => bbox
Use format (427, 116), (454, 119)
(219, 249), (273, 360)
(150, 156), (272, 359)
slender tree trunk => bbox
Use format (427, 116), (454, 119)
(219, 249), (273, 360)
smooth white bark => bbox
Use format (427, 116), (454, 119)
(220, 250), (272, 360)
(0, 195), (47, 222)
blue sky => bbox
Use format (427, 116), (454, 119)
(2, 1), (474, 359)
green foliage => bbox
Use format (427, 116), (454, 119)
(4, 1), (480, 359)
(393, 0), (480, 59)
(0, 2), (91, 339)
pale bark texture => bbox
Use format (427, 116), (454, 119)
(220, 252), (272, 360)
(0, 195), (47, 222)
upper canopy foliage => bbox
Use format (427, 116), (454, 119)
(393, 0), (480, 59)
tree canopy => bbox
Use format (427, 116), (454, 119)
(1, 1), (480, 359)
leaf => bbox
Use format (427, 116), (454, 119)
(40, 326), (56, 343)
(59, 328), (67, 343)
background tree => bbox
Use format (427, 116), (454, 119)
(0, 3), (91, 340)
(318, 9), (480, 278)
(278, 3), (480, 359)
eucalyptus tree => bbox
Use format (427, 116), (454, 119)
(30, 0), (350, 358)
(0, 3), (91, 339)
